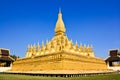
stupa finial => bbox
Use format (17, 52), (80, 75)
(54, 8), (66, 34)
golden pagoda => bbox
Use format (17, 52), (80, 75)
(11, 10), (107, 71)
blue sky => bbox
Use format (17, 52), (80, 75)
(0, 0), (120, 58)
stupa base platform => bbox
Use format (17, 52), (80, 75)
(11, 52), (107, 71)
(2, 70), (119, 77)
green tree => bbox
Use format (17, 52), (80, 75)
(10, 55), (19, 61)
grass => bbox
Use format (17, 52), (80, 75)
(0, 73), (120, 80)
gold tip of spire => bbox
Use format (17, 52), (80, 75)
(59, 7), (61, 13)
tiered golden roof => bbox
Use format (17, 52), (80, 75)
(25, 10), (95, 58)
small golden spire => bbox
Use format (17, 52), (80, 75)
(30, 45), (33, 52)
(75, 41), (79, 51)
(33, 43), (36, 48)
(79, 43), (83, 52)
(46, 40), (49, 49)
(42, 41), (45, 48)
(70, 39), (73, 45)
(27, 44), (30, 52)
(84, 44), (86, 47)
(37, 42), (40, 50)
(90, 45), (94, 52)
(69, 39), (73, 49)
(55, 9), (66, 34)
(33, 43), (37, 52)
(83, 44), (87, 52)
(41, 41), (45, 52)
(87, 45), (90, 51)
(46, 40), (49, 44)
(75, 41), (78, 48)
(80, 43), (82, 48)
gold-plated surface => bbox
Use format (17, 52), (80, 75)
(11, 10), (107, 71)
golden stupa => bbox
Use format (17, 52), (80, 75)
(11, 10), (107, 71)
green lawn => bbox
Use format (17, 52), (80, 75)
(0, 73), (120, 80)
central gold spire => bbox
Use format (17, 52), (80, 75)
(54, 9), (66, 35)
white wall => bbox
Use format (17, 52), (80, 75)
(0, 67), (11, 72)
(108, 66), (120, 71)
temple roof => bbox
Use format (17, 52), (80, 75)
(54, 9), (66, 34)
(105, 49), (120, 62)
(105, 56), (120, 62)
(0, 48), (15, 62)
(0, 49), (10, 56)
(0, 56), (14, 62)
